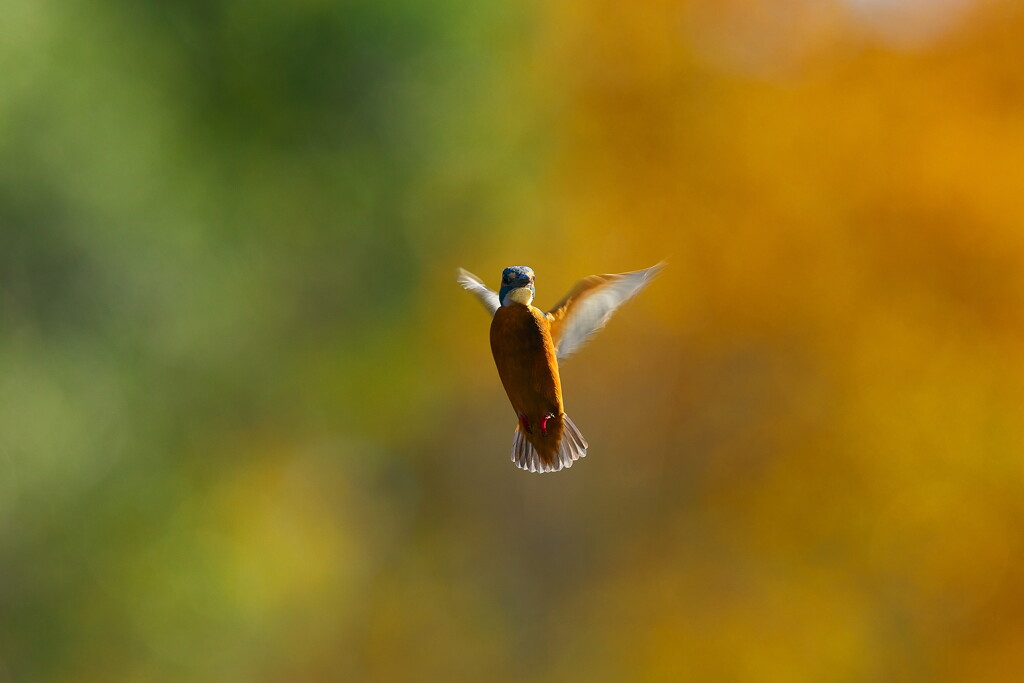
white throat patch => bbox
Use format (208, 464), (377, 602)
(502, 287), (534, 306)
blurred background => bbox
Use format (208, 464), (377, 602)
(2, 0), (1023, 680)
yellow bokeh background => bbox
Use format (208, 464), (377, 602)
(2, 0), (1023, 680)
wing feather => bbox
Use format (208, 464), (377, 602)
(456, 267), (500, 315)
(547, 262), (664, 359)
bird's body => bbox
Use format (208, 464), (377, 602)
(458, 262), (663, 473)
(489, 301), (565, 465)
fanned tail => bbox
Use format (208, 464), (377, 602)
(511, 414), (589, 473)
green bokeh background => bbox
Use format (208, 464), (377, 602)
(3, 1), (1024, 681)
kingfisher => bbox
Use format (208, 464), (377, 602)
(457, 262), (664, 473)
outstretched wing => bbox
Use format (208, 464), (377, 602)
(546, 262), (664, 359)
(456, 267), (500, 315)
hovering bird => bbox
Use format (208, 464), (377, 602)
(457, 262), (664, 473)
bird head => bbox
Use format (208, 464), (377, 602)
(499, 266), (536, 306)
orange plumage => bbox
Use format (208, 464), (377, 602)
(489, 302), (566, 466)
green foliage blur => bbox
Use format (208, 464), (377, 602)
(2, 0), (1023, 680)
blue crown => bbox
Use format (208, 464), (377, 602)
(501, 266), (534, 285)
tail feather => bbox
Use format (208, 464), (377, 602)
(511, 414), (588, 473)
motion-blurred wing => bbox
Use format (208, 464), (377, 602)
(547, 263), (664, 359)
(456, 267), (500, 315)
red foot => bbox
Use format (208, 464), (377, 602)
(518, 414), (532, 434)
(539, 413), (554, 437)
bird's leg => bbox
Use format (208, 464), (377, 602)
(518, 413), (532, 434)
(539, 413), (554, 437)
